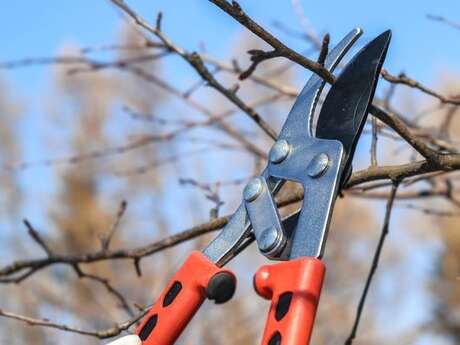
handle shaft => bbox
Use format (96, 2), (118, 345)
(254, 258), (325, 345)
(136, 251), (235, 345)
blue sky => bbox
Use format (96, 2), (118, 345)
(2, 0), (460, 90)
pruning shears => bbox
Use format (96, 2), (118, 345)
(134, 28), (391, 345)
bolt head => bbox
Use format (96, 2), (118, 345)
(258, 227), (281, 253)
(269, 140), (290, 164)
(243, 177), (264, 202)
(307, 153), (330, 178)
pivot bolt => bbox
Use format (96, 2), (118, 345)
(307, 153), (330, 178)
(243, 177), (264, 202)
(258, 226), (283, 253)
(269, 140), (291, 164)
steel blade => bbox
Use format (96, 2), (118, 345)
(316, 30), (391, 170)
(277, 28), (362, 141)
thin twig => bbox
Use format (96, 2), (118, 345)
(111, 0), (278, 140)
(100, 200), (128, 251)
(272, 21), (321, 48)
(369, 105), (440, 162)
(179, 178), (224, 219)
(239, 49), (282, 80)
(0, 307), (148, 339)
(345, 181), (399, 345)
(370, 116), (378, 166)
(3, 91), (273, 172)
(399, 203), (460, 217)
(23, 220), (53, 257)
(73, 264), (134, 317)
(439, 105), (458, 138)
(290, 0), (322, 48)
(381, 69), (460, 105)
(427, 14), (460, 31)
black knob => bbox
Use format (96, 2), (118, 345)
(206, 272), (236, 304)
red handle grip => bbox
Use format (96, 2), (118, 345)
(254, 257), (325, 345)
(136, 251), (236, 345)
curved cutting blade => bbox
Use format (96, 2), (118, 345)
(277, 28), (362, 141)
(316, 30), (391, 173)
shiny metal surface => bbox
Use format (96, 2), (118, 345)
(243, 177), (264, 202)
(258, 227), (282, 253)
(268, 136), (344, 259)
(202, 28), (362, 266)
(317, 30), (392, 178)
(203, 202), (251, 266)
(306, 153), (330, 178)
(269, 139), (291, 164)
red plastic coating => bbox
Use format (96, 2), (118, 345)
(136, 251), (235, 345)
(254, 258), (325, 345)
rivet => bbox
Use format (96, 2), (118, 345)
(258, 227), (281, 253)
(269, 140), (291, 164)
(307, 153), (330, 178)
(243, 177), (264, 202)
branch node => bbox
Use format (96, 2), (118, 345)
(239, 49), (279, 80)
(317, 33), (330, 66)
(231, 1), (242, 13)
(73, 264), (83, 278)
(156, 12), (163, 31)
(134, 258), (142, 277)
(230, 83), (240, 95)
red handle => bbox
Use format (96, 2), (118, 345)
(136, 251), (236, 344)
(254, 257), (325, 345)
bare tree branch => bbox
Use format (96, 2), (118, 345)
(208, 0), (335, 83)
(381, 69), (460, 105)
(72, 264), (134, 317)
(369, 105), (440, 161)
(3, 153), (460, 284)
(427, 14), (460, 31)
(110, 0), (278, 140)
(0, 307), (148, 339)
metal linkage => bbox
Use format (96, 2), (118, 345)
(267, 136), (344, 259)
(244, 177), (286, 258)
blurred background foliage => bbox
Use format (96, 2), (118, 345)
(0, 1), (460, 345)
